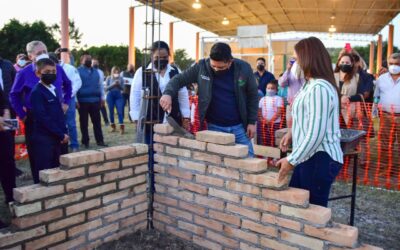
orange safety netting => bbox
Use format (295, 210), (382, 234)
(14, 118), (28, 160)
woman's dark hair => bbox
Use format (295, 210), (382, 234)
(151, 41), (170, 55)
(294, 37), (339, 98)
(210, 42), (233, 62)
(334, 53), (355, 82)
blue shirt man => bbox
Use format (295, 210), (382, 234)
(254, 57), (275, 96)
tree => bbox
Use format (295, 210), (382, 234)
(0, 19), (59, 61)
(173, 49), (194, 70)
(50, 20), (83, 49)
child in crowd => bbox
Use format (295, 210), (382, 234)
(30, 58), (69, 182)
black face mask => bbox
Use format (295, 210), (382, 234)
(257, 65), (265, 71)
(154, 59), (169, 70)
(84, 60), (92, 68)
(41, 73), (57, 85)
(339, 64), (353, 73)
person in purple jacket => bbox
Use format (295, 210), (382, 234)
(9, 40), (72, 183)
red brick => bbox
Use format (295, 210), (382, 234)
(88, 203), (119, 219)
(226, 203), (260, 221)
(103, 168), (133, 182)
(194, 195), (224, 210)
(120, 211), (147, 228)
(154, 193), (178, 206)
(45, 192), (84, 209)
(166, 146), (191, 158)
(242, 196), (280, 213)
(179, 137), (207, 151)
(329, 244), (383, 250)
(155, 175), (179, 187)
(66, 176), (101, 192)
(194, 215), (223, 231)
(209, 188), (240, 203)
(243, 172), (288, 189)
(179, 159), (207, 173)
(166, 226), (192, 241)
(168, 207), (193, 221)
(131, 143), (148, 154)
(25, 231), (66, 250)
(223, 226), (258, 244)
(103, 189), (130, 204)
(224, 158), (268, 173)
(13, 184), (64, 203)
(281, 231), (324, 250)
(281, 204), (331, 225)
(48, 213), (86, 232)
(153, 221), (166, 231)
(262, 187), (309, 207)
(304, 223), (358, 248)
(48, 235), (85, 250)
(195, 174), (224, 187)
(260, 237), (299, 250)
(192, 151), (222, 165)
(60, 150), (104, 168)
(180, 181), (208, 195)
(12, 202), (41, 217)
(88, 223), (119, 240)
(0, 226), (46, 248)
(196, 130), (235, 145)
(39, 167), (85, 183)
(122, 155), (149, 167)
(135, 164), (148, 174)
(154, 202), (167, 212)
(135, 202), (147, 213)
(154, 154), (178, 165)
(85, 182), (117, 198)
(104, 208), (134, 223)
(121, 193), (147, 208)
(119, 174), (146, 189)
(155, 183), (166, 193)
(178, 220), (205, 236)
(168, 187), (194, 201)
(68, 219), (102, 237)
(209, 210), (240, 226)
(206, 230), (239, 248)
(226, 181), (260, 195)
(99, 145), (136, 160)
(261, 213), (302, 231)
(88, 161), (120, 174)
(168, 168), (193, 180)
(154, 134), (179, 145)
(78, 239), (102, 250)
(12, 209), (63, 229)
(154, 211), (175, 225)
(154, 143), (165, 153)
(242, 219), (278, 237)
(154, 164), (166, 174)
(208, 166), (239, 180)
(66, 198), (101, 216)
(207, 143), (248, 157)
(193, 235), (222, 250)
(253, 144), (281, 159)
(179, 201), (206, 216)
(154, 123), (174, 134)
(240, 242), (263, 250)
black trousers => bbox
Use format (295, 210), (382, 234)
(24, 110), (37, 182)
(32, 135), (61, 183)
(78, 102), (104, 145)
(0, 131), (16, 203)
(100, 106), (109, 124)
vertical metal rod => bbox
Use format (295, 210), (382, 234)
(350, 154), (358, 226)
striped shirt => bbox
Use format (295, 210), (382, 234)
(287, 78), (343, 166)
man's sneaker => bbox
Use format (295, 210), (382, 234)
(97, 142), (108, 147)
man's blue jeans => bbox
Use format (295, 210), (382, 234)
(65, 98), (79, 150)
(207, 123), (254, 157)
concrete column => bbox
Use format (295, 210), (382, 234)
(387, 24), (394, 59)
(369, 41), (375, 74)
(128, 7), (135, 66)
(169, 22), (174, 63)
(196, 32), (200, 62)
(61, 0), (69, 63)
(376, 34), (383, 74)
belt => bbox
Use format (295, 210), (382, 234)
(383, 111), (400, 117)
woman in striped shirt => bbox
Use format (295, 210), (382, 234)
(276, 37), (343, 207)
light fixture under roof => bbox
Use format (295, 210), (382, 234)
(192, 0), (201, 9)
(222, 17), (230, 25)
(329, 25), (336, 33)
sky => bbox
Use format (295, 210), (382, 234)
(0, 0), (399, 59)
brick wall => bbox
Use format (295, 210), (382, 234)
(152, 124), (382, 250)
(0, 144), (149, 250)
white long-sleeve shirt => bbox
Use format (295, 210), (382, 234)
(60, 62), (82, 98)
(129, 63), (190, 122)
(374, 72), (400, 113)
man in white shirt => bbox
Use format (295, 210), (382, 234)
(374, 52), (400, 170)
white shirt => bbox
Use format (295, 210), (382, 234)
(0, 67), (3, 90)
(96, 68), (106, 101)
(258, 95), (283, 123)
(374, 72), (400, 113)
(129, 63), (190, 122)
(60, 62), (82, 98)
(42, 83), (57, 96)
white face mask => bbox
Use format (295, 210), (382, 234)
(389, 65), (400, 75)
(290, 61), (304, 80)
(35, 53), (49, 62)
(113, 73), (119, 78)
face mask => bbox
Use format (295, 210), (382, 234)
(389, 65), (400, 75)
(84, 60), (92, 68)
(154, 59), (169, 70)
(113, 73), (119, 78)
(339, 64), (353, 73)
(35, 53), (49, 62)
(41, 73), (57, 85)
(257, 64), (265, 71)
(290, 62), (304, 79)
(266, 90), (277, 97)
(17, 59), (26, 67)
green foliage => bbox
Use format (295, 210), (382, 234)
(50, 20), (83, 49)
(173, 49), (195, 70)
(0, 19), (59, 61)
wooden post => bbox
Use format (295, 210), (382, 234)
(376, 34), (383, 74)
(196, 32), (200, 62)
(387, 24), (394, 60)
(128, 7), (135, 66)
(369, 41), (375, 74)
(61, 0), (69, 63)
(169, 22), (174, 63)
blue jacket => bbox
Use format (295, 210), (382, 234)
(77, 66), (102, 103)
(31, 83), (67, 141)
